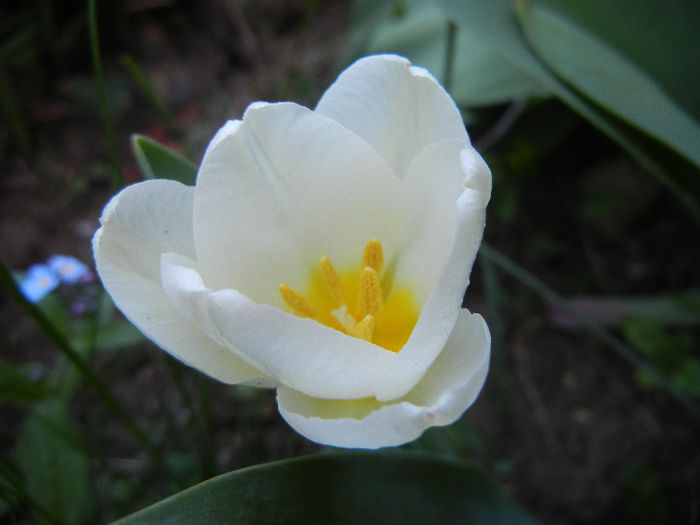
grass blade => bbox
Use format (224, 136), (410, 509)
(89, 0), (123, 189)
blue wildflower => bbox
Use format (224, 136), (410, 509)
(19, 264), (60, 303)
(47, 255), (92, 284)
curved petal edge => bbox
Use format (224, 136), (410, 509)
(277, 310), (490, 448)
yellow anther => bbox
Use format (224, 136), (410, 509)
(278, 237), (418, 352)
(279, 283), (317, 318)
(320, 255), (345, 306)
(353, 314), (375, 342)
(357, 266), (384, 317)
(362, 239), (384, 273)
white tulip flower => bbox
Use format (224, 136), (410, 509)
(93, 55), (491, 449)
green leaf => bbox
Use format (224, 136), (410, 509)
(96, 320), (144, 349)
(362, 1), (547, 106)
(73, 319), (143, 351)
(121, 54), (177, 130)
(437, 0), (556, 90)
(15, 400), (91, 524)
(0, 362), (54, 403)
(530, 0), (700, 123)
(131, 134), (197, 185)
(112, 451), (538, 525)
(437, 0), (700, 224)
(516, 0), (700, 169)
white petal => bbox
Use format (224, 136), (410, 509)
(404, 311), (490, 412)
(316, 54), (468, 177)
(93, 180), (265, 384)
(208, 289), (399, 399)
(392, 139), (473, 304)
(461, 145), (493, 206)
(277, 310), (490, 449)
(160, 254), (398, 399)
(159, 253), (268, 373)
(193, 102), (406, 308)
(375, 150), (490, 402)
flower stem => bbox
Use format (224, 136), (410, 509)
(443, 20), (458, 93)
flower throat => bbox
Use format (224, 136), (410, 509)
(279, 240), (419, 352)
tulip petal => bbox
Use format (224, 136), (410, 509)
(209, 289), (400, 400)
(391, 139), (474, 304)
(276, 310), (490, 448)
(93, 180), (265, 384)
(316, 54), (469, 177)
(160, 253), (397, 400)
(376, 149), (491, 402)
(404, 311), (490, 411)
(193, 102), (406, 308)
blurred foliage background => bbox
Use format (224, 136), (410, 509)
(1, 0), (698, 524)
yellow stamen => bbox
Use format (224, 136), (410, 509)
(278, 238), (418, 352)
(320, 255), (345, 306)
(279, 283), (317, 318)
(353, 314), (375, 342)
(362, 239), (383, 273)
(357, 266), (384, 317)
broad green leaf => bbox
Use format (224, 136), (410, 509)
(362, 1), (547, 106)
(436, 0), (700, 223)
(516, 1), (700, 169)
(436, 0), (556, 90)
(15, 400), (91, 524)
(532, 0), (700, 123)
(131, 134), (197, 185)
(113, 451), (538, 525)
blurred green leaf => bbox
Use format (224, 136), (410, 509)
(131, 134), (197, 185)
(436, 0), (555, 90)
(75, 319), (143, 351)
(112, 451), (538, 525)
(121, 54), (177, 131)
(0, 53), (31, 155)
(531, 0), (700, 123)
(620, 463), (668, 525)
(622, 319), (700, 398)
(0, 362), (53, 403)
(622, 320), (694, 362)
(516, 1), (700, 169)
(672, 360), (700, 398)
(15, 400), (91, 524)
(362, 1), (547, 106)
(89, 0), (122, 188)
(436, 0), (700, 223)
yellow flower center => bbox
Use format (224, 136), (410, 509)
(279, 239), (419, 352)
